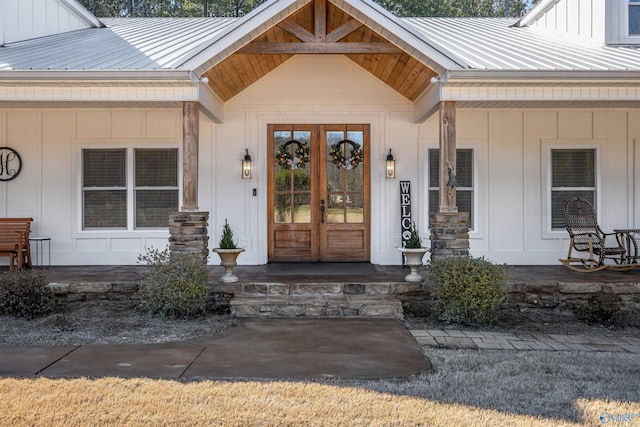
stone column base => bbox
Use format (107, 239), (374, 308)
(168, 211), (209, 264)
(429, 211), (470, 261)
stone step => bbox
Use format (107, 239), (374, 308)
(230, 295), (404, 319)
(215, 282), (421, 297)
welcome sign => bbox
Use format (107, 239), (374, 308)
(400, 181), (412, 255)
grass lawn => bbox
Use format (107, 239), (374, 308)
(2, 349), (638, 426)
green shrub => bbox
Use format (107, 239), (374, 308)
(574, 289), (625, 326)
(137, 248), (210, 319)
(429, 256), (508, 325)
(0, 270), (58, 319)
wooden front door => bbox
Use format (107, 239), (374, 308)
(268, 124), (370, 262)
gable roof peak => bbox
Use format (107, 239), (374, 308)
(178, 0), (468, 76)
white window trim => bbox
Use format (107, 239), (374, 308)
(606, 0), (640, 44)
(541, 140), (602, 239)
(424, 142), (482, 237)
(75, 142), (182, 238)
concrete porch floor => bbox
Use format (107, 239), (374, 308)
(19, 263), (640, 284)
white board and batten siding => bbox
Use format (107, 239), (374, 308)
(2, 55), (640, 266)
(0, 108), (181, 265)
(1, 0), (96, 45)
(445, 108), (639, 265)
(527, 0), (606, 44)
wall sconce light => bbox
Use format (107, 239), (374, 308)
(386, 149), (395, 179)
(446, 163), (459, 187)
(242, 149), (252, 179)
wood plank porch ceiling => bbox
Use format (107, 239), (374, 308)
(203, 0), (437, 102)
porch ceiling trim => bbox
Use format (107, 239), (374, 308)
(441, 84), (640, 103)
(0, 81), (197, 104)
(0, 70), (223, 121)
(413, 72), (640, 123)
(445, 69), (640, 84)
(0, 70), (193, 81)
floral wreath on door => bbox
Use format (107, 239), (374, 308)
(329, 140), (363, 170)
(275, 140), (310, 170)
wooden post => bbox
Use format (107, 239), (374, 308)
(182, 101), (199, 211)
(439, 101), (457, 212)
(432, 101), (468, 260)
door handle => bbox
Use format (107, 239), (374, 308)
(320, 199), (325, 223)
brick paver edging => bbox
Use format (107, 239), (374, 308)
(409, 330), (640, 353)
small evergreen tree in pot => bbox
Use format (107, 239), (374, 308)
(398, 222), (428, 282)
(213, 219), (244, 283)
(404, 224), (423, 249)
(218, 219), (237, 249)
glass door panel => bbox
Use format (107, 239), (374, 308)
(319, 125), (369, 261)
(268, 124), (369, 262)
(273, 130), (312, 224)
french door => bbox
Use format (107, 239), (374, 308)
(267, 124), (370, 262)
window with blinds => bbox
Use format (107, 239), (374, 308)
(551, 149), (596, 230)
(82, 147), (179, 230)
(83, 149), (127, 229)
(428, 149), (474, 229)
(135, 149), (179, 228)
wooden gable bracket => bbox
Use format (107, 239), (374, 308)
(239, 0), (402, 54)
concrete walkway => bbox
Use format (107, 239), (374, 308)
(0, 318), (431, 380)
(410, 329), (640, 352)
(3, 322), (639, 382)
(2, 320), (639, 381)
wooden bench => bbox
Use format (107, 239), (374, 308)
(0, 218), (33, 270)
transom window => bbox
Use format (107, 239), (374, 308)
(550, 148), (597, 230)
(82, 147), (179, 230)
(428, 149), (474, 229)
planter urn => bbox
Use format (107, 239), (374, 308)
(398, 247), (428, 282)
(212, 248), (245, 283)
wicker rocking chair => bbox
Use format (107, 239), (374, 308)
(559, 197), (629, 272)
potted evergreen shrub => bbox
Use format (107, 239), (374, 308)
(212, 219), (245, 283)
(398, 223), (429, 282)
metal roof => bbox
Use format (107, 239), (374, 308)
(403, 17), (640, 71)
(2, 13), (640, 74)
(0, 18), (236, 71)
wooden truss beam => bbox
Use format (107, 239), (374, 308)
(249, 0), (395, 54)
(239, 42), (401, 54)
(325, 19), (363, 42)
(277, 21), (315, 42)
(315, 0), (326, 41)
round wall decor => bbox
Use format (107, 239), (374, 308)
(0, 147), (22, 182)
